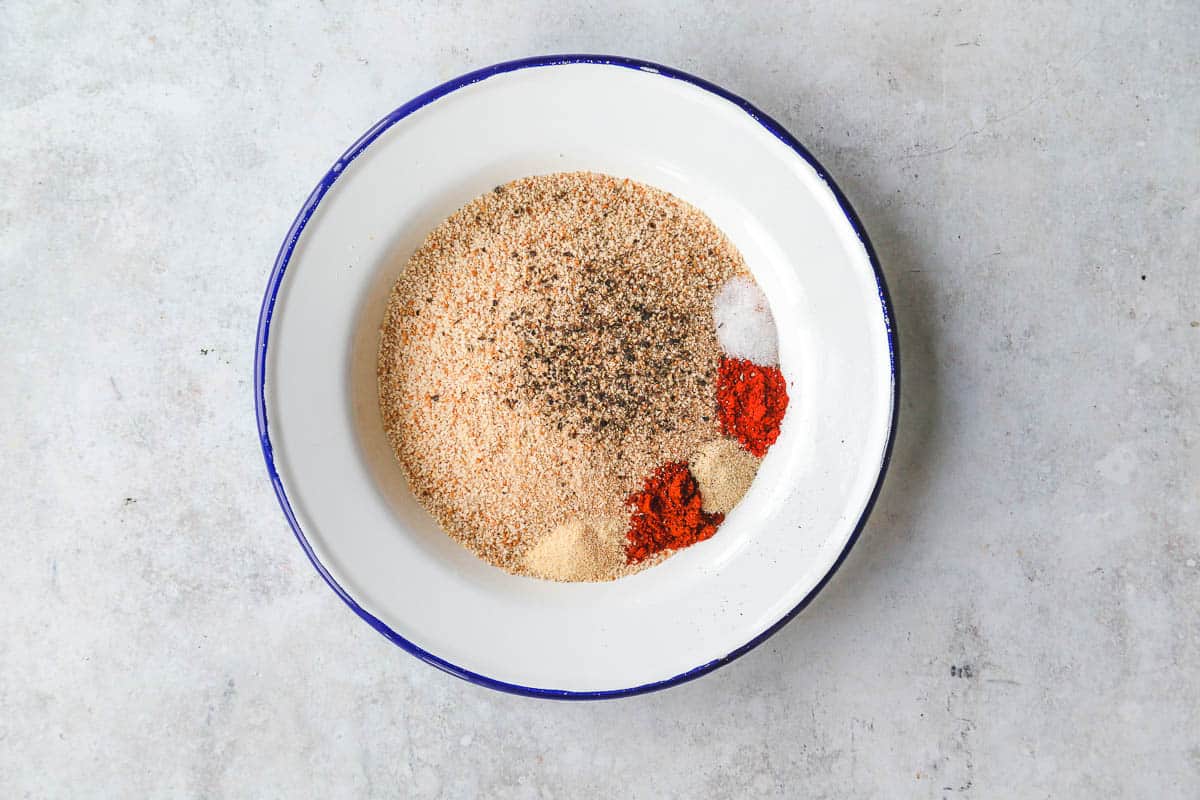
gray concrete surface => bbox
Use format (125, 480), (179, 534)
(3, 1), (1198, 797)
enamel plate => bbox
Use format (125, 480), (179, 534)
(256, 56), (897, 698)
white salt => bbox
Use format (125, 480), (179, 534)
(712, 275), (779, 365)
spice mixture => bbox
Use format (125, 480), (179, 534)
(378, 172), (788, 581)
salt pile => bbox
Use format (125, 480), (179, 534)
(712, 275), (778, 366)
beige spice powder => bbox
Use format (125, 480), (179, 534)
(689, 438), (762, 514)
(378, 172), (753, 580)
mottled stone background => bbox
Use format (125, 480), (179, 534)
(3, 1), (1197, 797)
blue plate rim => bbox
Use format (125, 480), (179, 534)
(254, 54), (900, 700)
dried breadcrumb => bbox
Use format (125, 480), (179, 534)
(378, 172), (755, 580)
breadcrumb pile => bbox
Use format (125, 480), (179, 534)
(377, 172), (758, 580)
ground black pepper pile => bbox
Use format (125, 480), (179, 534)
(514, 262), (716, 443)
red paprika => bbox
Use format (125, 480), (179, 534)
(625, 462), (724, 563)
(716, 357), (788, 457)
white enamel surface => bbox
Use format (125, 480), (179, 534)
(264, 63), (893, 692)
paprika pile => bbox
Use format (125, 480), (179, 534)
(715, 357), (789, 457)
(625, 462), (724, 563)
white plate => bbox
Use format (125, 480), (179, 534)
(255, 56), (897, 697)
